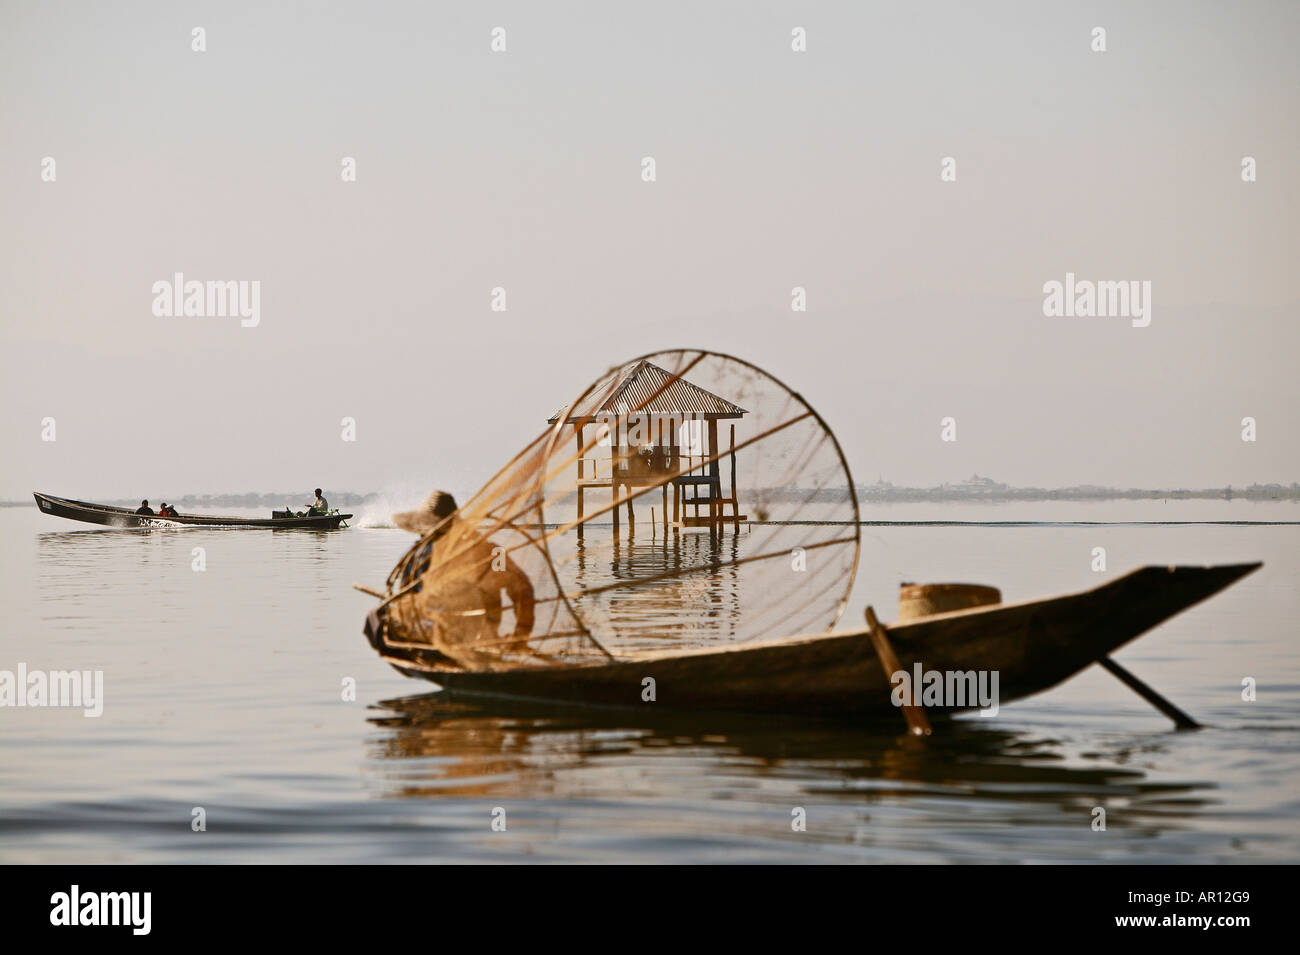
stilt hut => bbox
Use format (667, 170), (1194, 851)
(548, 359), (747, 533)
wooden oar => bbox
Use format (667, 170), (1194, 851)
(1096, 657), (1200, 730)
(864, 606), (931, 736)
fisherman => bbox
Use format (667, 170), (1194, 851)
(135, 500), (154, 515)
(306, 488), (329, 516)
(380, 490), (536, 660)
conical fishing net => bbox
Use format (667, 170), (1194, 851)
(369, 350), (860, 674)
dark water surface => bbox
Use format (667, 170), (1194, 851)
(2, 501), (1297, 863)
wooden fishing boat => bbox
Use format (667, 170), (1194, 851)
(33, 492), (352, 529)
(357, 349), (1263, 727)
(366, 563), (1260, 717)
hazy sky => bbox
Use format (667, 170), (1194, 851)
(2, 0), (1297, 503)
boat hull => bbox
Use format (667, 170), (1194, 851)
(33, 492), (352, 530)
(369, 563), (1260, 717)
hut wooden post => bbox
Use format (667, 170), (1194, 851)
(575, 423), (585, 525)
(658, 416), (667, 534)
(624, 411), (635, 532)
(729, 423), (739, 532)
(612, 413), (621, 534)
(707, 418), (721, 534)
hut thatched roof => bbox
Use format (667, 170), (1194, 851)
(548, 360), (747, 424)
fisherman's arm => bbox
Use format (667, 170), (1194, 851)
(501, 559), (535, 638)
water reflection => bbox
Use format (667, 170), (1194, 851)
(366, 692), (1212, 848)
(540, 508), (857, 652)
(35, 525), (343, 606)
(567, 529), (745, 651)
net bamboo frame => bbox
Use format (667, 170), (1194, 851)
(372, 349), (861, 672)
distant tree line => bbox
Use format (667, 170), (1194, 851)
(756, 476), (1300, 503)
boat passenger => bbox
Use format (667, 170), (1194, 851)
(135, 500), (154, 515)
(158, 502), (177, 518)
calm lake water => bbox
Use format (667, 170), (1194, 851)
(2, 500), (1297, 863)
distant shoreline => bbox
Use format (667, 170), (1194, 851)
(854, 475), (1300, 503)
(853, 486), (1300, 503)
(4, 482), (1298, 508)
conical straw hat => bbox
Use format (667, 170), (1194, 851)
(393, 490), (458, 535)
